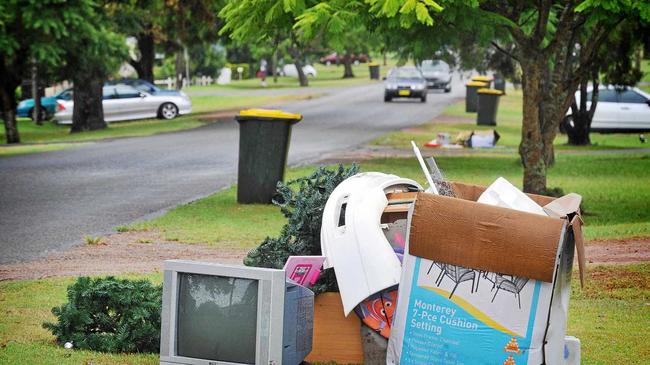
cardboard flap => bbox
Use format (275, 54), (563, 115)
(543, 193), (582, 218)
(409, 193), (566, 282)
(571, 215), (586, 287)
(451, 181), (555, 207)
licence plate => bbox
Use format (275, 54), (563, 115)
(398, 90), (410, 96)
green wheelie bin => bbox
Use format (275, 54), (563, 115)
(235, 109), (302, 204)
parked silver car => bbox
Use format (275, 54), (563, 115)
(54, 84), (192, 124)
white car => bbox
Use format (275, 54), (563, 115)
(281, 64), (317, 78)
(565, 86), (650, 133)
(54, 84), (192, 124)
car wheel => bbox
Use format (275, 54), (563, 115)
(444, 85), (452, 93)
(29, 107), (48, 122)
(420, 94), (427, 103)
(384, 94), (392, 102)
(159, 103), (179, 120)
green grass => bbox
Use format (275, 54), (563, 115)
(567, 264), (650, 364)
(373, 88), (648, 151)
(0, 142), (89, 157)
(129, 152), (650, 245)
(1, 265), (647, 364)
(185, 61), (398, 92)
(128, 186), (286, 248)
(190, 93), (324, 114)
(0, 273), (161, 365)
(1, 92), (321, 156)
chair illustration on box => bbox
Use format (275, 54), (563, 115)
(430, 262), (476, 299)
(490, 275), (529, 309)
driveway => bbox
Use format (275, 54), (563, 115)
(0, 77), (464, 264)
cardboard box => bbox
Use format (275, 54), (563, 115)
(305, 292), (364, 364)
(388, 182), (584, 365)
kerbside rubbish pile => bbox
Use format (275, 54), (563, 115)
(317, 142), (585, 365)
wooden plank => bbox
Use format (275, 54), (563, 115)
(383, 204), (411, 213)
(305, 292), (364, 364)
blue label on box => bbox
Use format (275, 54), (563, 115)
(399, 258), (542, 365)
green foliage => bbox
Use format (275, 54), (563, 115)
(225, 63), (252, 79)
(244, 164), (360, 294)
(43, 277), (162, 354)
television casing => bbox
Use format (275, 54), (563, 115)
(160, 260), (313, 365)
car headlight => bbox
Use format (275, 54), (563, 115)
(412, 84), (424, 90)
(386, 83), (397, 90)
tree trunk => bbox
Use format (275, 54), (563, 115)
(71, 74), (106, 132)
(342, 51), (354, 78)
(566, 112), (592, 145)
(294, 60), (308, 87)
(519, 64), (547, 194)
(31, 62), (44, 125)
(175, 50), (184, 90)
(0, 83), (20, 143)
(130, 32), (155, 83)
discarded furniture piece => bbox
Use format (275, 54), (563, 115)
(465, 81), (488, 112)
(235, 109), (302, 204)
(320, 172), (422, 316)
(388, 180), (585, 365)
(304, 292), (364, 364)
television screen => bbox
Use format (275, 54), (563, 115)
(176, 273), (259, 364)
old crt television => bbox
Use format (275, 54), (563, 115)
(160, 260), (314, 365)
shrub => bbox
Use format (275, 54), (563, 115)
(244, 164), (359, 294)
(43, 276), (162, 353)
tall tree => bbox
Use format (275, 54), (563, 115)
(360, 0), (650, 193)
(220, 0), (313, 87)
(106, 0), (165, 83)
(65, 2), (126, 132)
(566, 20), (648, 146)
(295, 1), (377, 79)
(163, 0), (222, 89)
(0, 0), (105, 143)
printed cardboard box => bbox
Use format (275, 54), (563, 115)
(388, 183), (584, 365)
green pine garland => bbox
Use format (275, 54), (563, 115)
(43, 276), (162, 353)
(244, 164), (359, 294)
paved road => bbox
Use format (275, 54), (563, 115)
(0, 77), (464, 264)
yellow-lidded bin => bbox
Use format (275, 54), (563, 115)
(368, 62), (380, 80)
(465, 81), (488, 112)
(471, 75), (494, 88)
(235, 109), (302, 203)
(477, 88), (504, 126)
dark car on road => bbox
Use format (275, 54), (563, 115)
(420, 60), (452, 92)
(384, 67), (427, 102)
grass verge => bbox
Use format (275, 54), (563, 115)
(0, 92), (321, 156)
(1, 265), (647, 364)
(129, 152), (650, 245)
(372, 89), (648, 151)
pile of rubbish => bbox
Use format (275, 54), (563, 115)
(424, 130), (500, 148)
(284, 142), (585, 365)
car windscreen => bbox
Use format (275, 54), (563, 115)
(421, 62), (448, 72)
(389, 69), (423, 79)
(57, 89), (73, 101)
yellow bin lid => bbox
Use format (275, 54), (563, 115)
(466, 81), (488, 87)
(477, 88), (504, 95)
(237, 108), (302, 121)
(471, 75), (493, 82)
(368, 62), (380, 66)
